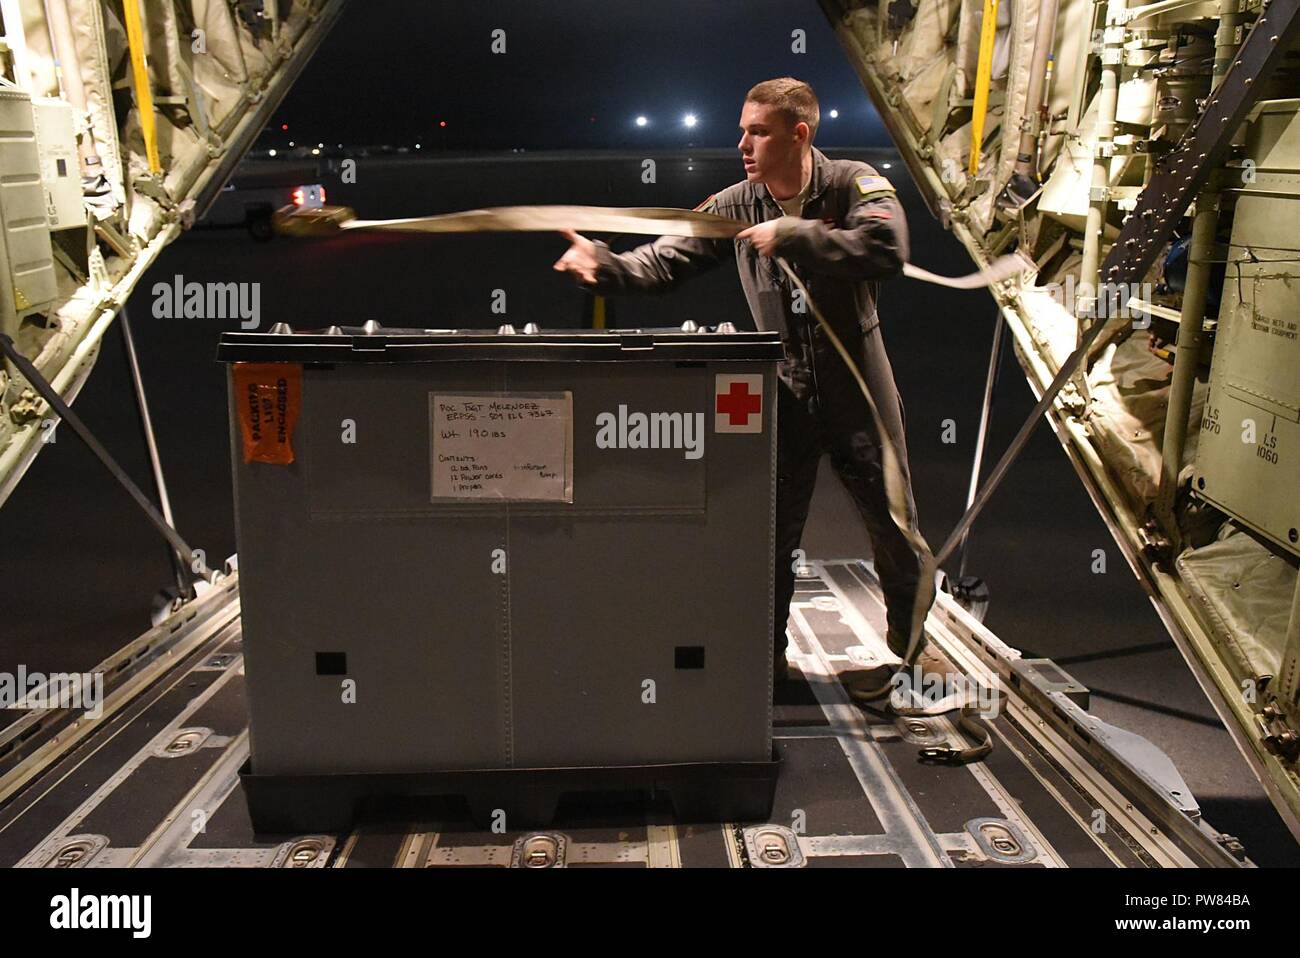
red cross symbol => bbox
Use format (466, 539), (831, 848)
(716, 380), (761, 426)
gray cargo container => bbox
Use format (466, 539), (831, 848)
(219, 326), (783, 828)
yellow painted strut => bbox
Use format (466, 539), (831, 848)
(122, 0), (162, 174)
(968, 0), (1000, 177)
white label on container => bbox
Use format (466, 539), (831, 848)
(430, 392), (573, 502)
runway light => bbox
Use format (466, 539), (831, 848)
(635, 115), (648, 127)
(683, 113), (698, 128)
(882, 162), (892, 169)
(280, 123), (288, 131)
(311, 148), (320, 155)
(415, 143), (421, 149)
(829, 109), (839, 119)
(268, 149), (277, 157)
(288, 140), (294, 146)
(439, 120), (447, 128)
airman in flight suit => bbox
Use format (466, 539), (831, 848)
(555, 78), (923, 680)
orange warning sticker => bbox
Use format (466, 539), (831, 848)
(234, 363), (302, 464)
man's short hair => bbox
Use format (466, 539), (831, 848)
(745, 78), (820, 140)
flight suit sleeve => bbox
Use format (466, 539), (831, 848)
(773, 173), (909, 281)
(581, 193), (736, 296)
(584, 233), (735, 296)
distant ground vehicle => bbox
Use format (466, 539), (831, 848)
(200, 161), (326, 241)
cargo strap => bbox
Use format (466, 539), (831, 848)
(890, 685), (995, 765)
(333, 204), (1032, 290)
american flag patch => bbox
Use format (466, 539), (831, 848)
(855, 174), (895, 196)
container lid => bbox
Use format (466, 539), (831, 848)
(217, 325), (784, 364)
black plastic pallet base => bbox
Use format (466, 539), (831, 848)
(239, 753), (781, 833)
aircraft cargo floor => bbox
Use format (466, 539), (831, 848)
(0, 561), (1247, 869)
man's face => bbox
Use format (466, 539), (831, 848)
(737, 101), (807, 184)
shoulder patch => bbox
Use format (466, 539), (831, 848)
(694, 193), (718, 213)
(855, 174), (895, 197)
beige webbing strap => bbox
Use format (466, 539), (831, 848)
(773, 258), (936, 681)
(337, 205), (1033, 289)
(889, 685), (996, 764)
(343, 206), (748, 239)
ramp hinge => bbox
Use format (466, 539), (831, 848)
(1215, 833), (1248, 862)
(1256, 702), (1300, 761)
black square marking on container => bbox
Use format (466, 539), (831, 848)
(316, 652), (347, 675)
(674, 646), (705, 669)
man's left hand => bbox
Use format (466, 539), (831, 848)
(736, 219), (789, 257)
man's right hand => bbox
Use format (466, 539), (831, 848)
(552, 229), (600, 285)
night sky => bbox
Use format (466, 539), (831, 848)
(271, 0), (890, 151)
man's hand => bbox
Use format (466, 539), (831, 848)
(552, 229), (600, 284)
(736, 219), (790, 257)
